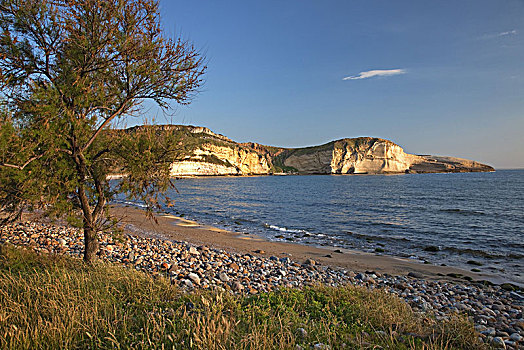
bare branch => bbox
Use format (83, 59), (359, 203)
(81, 99), (131, 152)
(0, 154), (44, 170)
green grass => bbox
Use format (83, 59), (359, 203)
(0, 245), (484, 349)
(286, 141), (335, 157)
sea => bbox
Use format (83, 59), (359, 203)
(121, 169), (524, 285)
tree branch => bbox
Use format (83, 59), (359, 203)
(0, 154), (44, 170)
(81, 99), (131, 152)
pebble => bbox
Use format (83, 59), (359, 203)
(188, 273), (200, 285)
(296, 327), (307, 339)
(1, 221), (523, 349)
(218, 272), (230, 282)
(408, 272), (424, 279)
(183, 280), (193, 288)
(492, 337), (506, 348)
(313, 344), (330, 350)
(304, 259), (316, 266)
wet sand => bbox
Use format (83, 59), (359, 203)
(111, 205), (508, 285)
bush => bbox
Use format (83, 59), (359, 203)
(0, 245), (483, 349)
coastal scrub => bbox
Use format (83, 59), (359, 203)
(0, 245), (483, 349)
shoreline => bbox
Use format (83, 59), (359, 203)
(107, 169), (497, 180)
(111, 205), (515, 288)
(3, 209), (524, 347)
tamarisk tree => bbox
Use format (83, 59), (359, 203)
(0, 0), (205, 262)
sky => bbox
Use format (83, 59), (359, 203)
(147, 0), (524, 169)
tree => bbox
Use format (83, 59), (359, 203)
(0, 0), (206, 262)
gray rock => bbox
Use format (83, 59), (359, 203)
(355, 273), (366, 280)
(475, 325), (487, 332)
(420, 301), (431, 311)
(304, 259), (316, 266)
(279, 257), (291, 264)
(510, 291), (524, 301)
(509, 333), (522, 342)
(231, 281), (244, 292)
(492, 337), (506, 348)
(183, 279), (194, 288)
(218, 272), (230, 282)
(296, 327), (307, 339)
(188, 273), (200, 285)
(408, 272), (424, 279)
(482, 328), (496, 337)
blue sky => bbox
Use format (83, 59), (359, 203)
(150, 0), (524, 169)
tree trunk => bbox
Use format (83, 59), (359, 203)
(73, 150), (99, 263)
(83, 225), (99, 263)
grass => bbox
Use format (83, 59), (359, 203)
(0, 244), (484, 349)
(286, 142), (335, 158)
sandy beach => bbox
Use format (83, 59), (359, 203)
(111, 205), (509, 286)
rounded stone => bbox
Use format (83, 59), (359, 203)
(188, 273), (200, 285)
(218, 272), (230, 282)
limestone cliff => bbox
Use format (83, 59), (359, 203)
(120, 125), (494, 176)
(172, 143), (271, 176)
(280, 138), (493, 174)
(283, 138), (420, 174)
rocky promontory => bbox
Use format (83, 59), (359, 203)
(122, 125), (494, 176)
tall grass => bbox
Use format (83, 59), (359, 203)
(0, 244), (483, 349)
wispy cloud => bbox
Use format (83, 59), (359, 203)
(498, 29), (517, 37)
(343, 69), (406, 81)
(481, 29), (518, 39)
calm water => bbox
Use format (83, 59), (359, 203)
(122, 170), (524, 284)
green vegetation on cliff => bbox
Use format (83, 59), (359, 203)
(286, 141), (335, 157)
(0, 245), (482, 349)
(118, 125), (495, 176)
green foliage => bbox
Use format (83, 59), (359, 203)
(0, 0), (205, 260)
(269, 152), (299, 173)
(0, 245), (484, 349)
(286, 141), (335, 158)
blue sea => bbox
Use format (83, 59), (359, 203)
(122, 170), (524, 284)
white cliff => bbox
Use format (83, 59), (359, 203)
(124, 125), (494, 176)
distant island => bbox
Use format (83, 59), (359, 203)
(120, 125), (494, 176)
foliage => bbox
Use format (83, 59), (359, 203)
(0, 0), (205, 261)
(270, 152), (299, 174)
(0, 245), (484, 349)
(286, 141), (335, 158)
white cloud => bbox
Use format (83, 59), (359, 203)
(498, 30), (517, 37)
(343, 69), (406, 81)
(481, 30), (518, 39)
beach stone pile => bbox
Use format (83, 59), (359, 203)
(1, 221), (523, 349)
(0, 222), (349, 293)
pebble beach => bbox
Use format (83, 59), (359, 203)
(1, 220), (523, 349)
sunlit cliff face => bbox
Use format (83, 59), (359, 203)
(167, 132), (493, 176)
